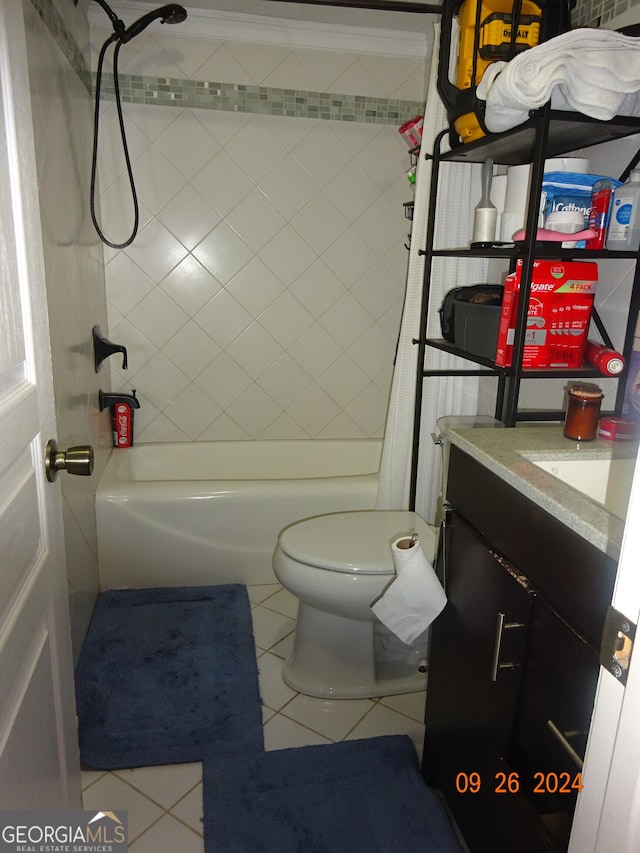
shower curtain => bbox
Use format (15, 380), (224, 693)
(376, 22), (490, 523)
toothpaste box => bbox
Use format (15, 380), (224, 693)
(494, 260), (599, 369)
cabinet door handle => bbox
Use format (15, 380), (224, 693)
(490, 612), (526, 682)
(440, 513), (448, 591)
(546, 719), (584, 769)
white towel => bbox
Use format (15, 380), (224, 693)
(477, 28), (640, 134)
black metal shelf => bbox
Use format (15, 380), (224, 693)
(440, 109), (640, 166)
(409, 106), (640, 508)
(425, 245), (640, 260)
(421, 338), (606, 379)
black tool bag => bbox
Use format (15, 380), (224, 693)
(439, 284), (503, 342)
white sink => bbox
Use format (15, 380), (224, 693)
(530, 457), (635, 521)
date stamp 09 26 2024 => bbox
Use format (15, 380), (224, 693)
(455, 771), (584, 796)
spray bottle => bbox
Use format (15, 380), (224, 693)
(585, 179), (615, 250)
(606, 170), (640, 251)
(585, 340), (625, 376)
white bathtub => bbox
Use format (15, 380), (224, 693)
(95, 439), (382, 589)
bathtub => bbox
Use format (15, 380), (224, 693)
(95, 439), (382, 589)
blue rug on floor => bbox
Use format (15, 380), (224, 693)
(75, 584), (263, 769)
(202, 735), (462, 853)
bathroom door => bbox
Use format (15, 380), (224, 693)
(0, 3), (81, 808)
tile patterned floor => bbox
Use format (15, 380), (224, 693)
(81, 584), (427, 851)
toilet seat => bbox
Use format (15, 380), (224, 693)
(277, 510), (435, 575)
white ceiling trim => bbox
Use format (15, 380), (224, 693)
(90, 1), (431, 58)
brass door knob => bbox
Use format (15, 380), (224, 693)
(45, 439), (94, 482)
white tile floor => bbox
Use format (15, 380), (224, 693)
(81, 584), (427, 851)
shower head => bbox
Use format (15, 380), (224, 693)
(119, 4), (188, 43)
(92, 1), (187, 44)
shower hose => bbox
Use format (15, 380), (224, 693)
(91, 34), (139, 249)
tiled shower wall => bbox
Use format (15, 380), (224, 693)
(92, 14), (429, 441)
(573, 0), (640, 27)
(25, 0), (109, 661)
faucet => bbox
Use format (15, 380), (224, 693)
(99, 389), (140, 411)
(93, 325), (128, 372)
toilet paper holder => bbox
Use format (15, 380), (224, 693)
(397, 530), (419, 550)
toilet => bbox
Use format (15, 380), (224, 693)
(273, 415), (505, 700)
(273, 510), (437, 699)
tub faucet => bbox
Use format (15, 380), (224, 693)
(93, 325), (128, 372)
(99, 390), (140, 411)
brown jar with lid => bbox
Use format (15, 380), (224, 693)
(563, 383), (604, 441)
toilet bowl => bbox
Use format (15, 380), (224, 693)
(273, 510), (437, 699)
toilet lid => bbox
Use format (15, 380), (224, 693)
(277, 510), (436, 574)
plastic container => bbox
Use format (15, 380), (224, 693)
(563, 383), (604, 441)
(585, 179), (615, 249)
(398, 116), (423, 149)
(599, 417), (638, 441)
(606, 170), (640, 251)
(543, 210), (585, 248)
(454, 300), (501, 359)
(585, 340), (625, 376)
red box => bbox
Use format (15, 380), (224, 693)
(495, 260), (598, 369)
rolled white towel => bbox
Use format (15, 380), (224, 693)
(477, 28), (640, 134)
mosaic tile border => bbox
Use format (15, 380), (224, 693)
(571, 0), (638, 27)
(30, 0), (92, 92)
(32, 0), (423, 125)
(33, 0), (640, 97)
(95, 72), (424, 124)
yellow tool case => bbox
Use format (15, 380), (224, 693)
(438, 0), (573, 145)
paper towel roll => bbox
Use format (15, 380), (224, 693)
(370, 534), (447, 645)
(490, 175), (507, 243)
(544, 157), (589, 173)
(500, 164), (532, 240)
(490, 174), (507, 213)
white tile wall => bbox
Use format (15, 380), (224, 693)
(573, 0), (640, 27)
(93, 23), (426, 441)
(24, 0), (109, 660)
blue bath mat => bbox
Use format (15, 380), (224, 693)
(202, 735), (462, 852)
(75, 584), (263, 769)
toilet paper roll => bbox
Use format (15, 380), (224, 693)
(370, 534), (447, 646)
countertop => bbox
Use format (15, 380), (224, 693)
(447, 424), (638, 561)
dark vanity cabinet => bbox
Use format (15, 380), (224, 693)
(423, 445), (617, 853)
(424, 509), (539, 851)
(511, 597), (600, 848)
